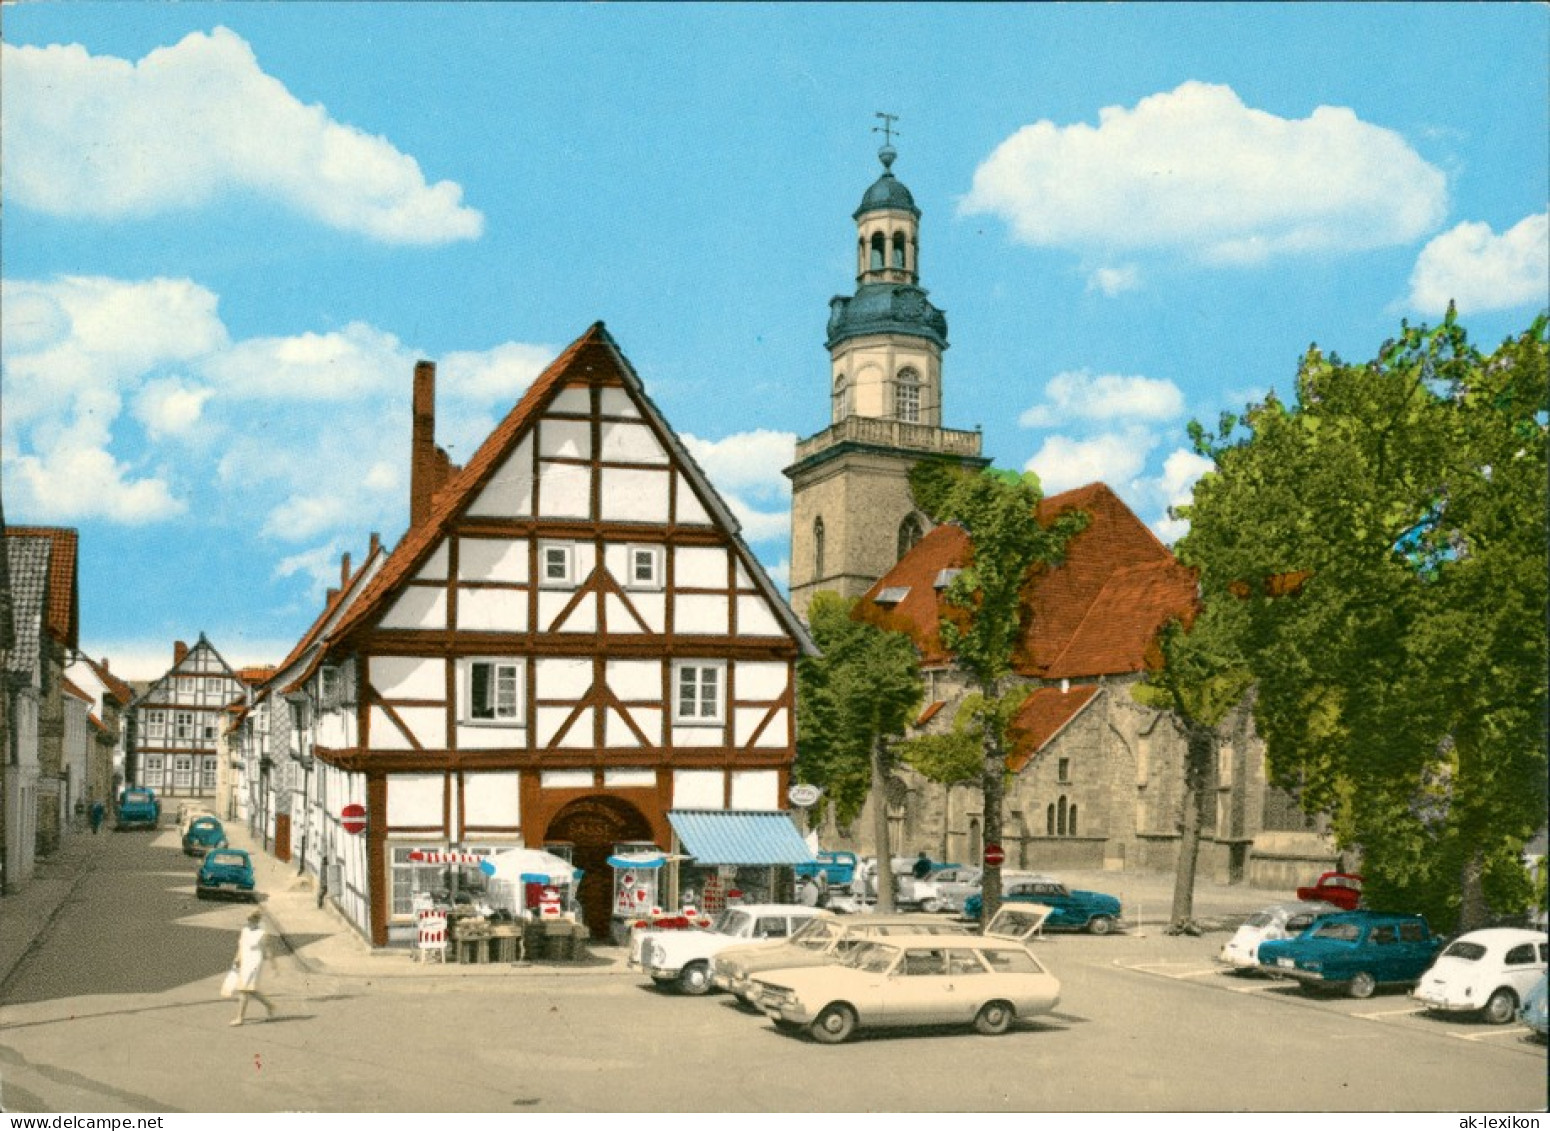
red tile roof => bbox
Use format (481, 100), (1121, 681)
(60, 676), (93, 703)
(5, 526), (78, 649)
(1006, 685), (1101, 773)
(858, 482), (1195, 680)
(80, 656), (134, 706)
(237, 666), (276, 687)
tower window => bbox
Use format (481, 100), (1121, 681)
(814, 517), (826, 580)
(897, 515), (924, 561)
(891, 232), (906, 269)
(870, 232), (885, 271)
(894, 367), (921, 423)
(832, 374), (850, 422)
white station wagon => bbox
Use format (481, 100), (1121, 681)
(1412, 927), (1548, 1024)
(751, 906), (1057, 1043)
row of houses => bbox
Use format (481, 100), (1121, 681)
(1, 515), (135, 895)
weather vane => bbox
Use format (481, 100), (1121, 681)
(873, 111), (899, 148)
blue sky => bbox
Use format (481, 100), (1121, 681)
(3, 3), (1547, 681)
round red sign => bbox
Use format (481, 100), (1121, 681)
(341, 803), (367, 835)
(983, 843), (1006, 867)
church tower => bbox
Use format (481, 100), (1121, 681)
(784, 132), (987, 619)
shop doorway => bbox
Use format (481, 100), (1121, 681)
(544, 796), (655, 939)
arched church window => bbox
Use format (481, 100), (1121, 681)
(813, 517), (825, 580)
(1047, 804), (1055, 836)
(832, 374), (850, 422)
(1057, 796), (1068, 837)
(1069, 803), (1078, 837)
(870, 232), (886, 271)
(891, 232), (906, 269)
(897, 514), (924, 561)
(894, 367), (921, 423)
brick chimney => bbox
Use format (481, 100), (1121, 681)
(411, 361), (439, 528)
(173, 640), (189, 666)
(369, 531), (381, 557)
(340, 551), (352, 587)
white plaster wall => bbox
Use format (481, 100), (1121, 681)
(369, 707), (412, 750)
(368, 656), (443, 701)
(737, 596), (783, 636)
(675, 547), (726, 587)
(541, 770), (592, 789)
(756, 708), (789, 748)
(598, 388), (639, 417)
(624, 592), (666, 633)
(674, 474), (712, 525)
(621, 706), (662, 746)
(318, 710), (352, 748)
(603, 767), (655, 788)
(415, 543), (449, 582)
(558, 709), (593, 748)
(457, 588), (527, 632)
(536, 657), (593, 699)
(676, 594), (729, 635)
(604, 660), (658, 699)
(387, 773), (445, 827)
(456, 724), (526, 749)
(467, 438), (534, 517)
(380, 587), (447, 630)
(540, 418), (591, 459)
(600, 421), (668, 463)
(735, 662), (787, 700)
(600, 467), (670, 523)
(538, 462), (591, 518)
(605, 709), (644, 747)
(395, 706), (447, 750)
(535, 707), (575, 747)
(672, 726), (722, 748)
(458, 538), (528, 582)
(549, 387), (591, 415)
(730, 771), (779, 810)
(734, 707), (769, 747)
(673, 770), (724, 809)
(462, 771), (521, 826)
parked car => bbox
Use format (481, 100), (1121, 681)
(1519, 973), (1548, 1039)
(712, 912), (980, 1004)
(176, 802), (217, 836)
(909, 868), (1058, 915)
(1257, 911), (1441, 998)
(1218, 901), (1342, 972)
(196, 848), (257, 900)
(1295, 871), (1364, 911)
(751, 907), (1060, 1043)
(115, 787), (160, 831)
(181, 816), (227, 857)
(794, 851), (859, 889)
(1411, 928), (1549, 1024)
(964, 878), (1122, 934)
(632, 904), (826, 994)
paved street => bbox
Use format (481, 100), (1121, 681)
(1, 828), (1544, 1113)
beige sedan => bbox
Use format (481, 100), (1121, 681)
(752, 907), (1056, 1043)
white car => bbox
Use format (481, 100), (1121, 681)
(1412, 928), (1549, 1024)
(1218, 901), (1341, 972)
(752, 906), (1058, 1043)
(632, 904), (825, 995)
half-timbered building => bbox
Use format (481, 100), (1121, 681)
(128, 636), (247, 802)
(289, 324), (813, 945)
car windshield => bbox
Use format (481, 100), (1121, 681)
(789, 918), (833, 944)
(712, 910), (751, 935)
(1311, 922), (1361, 941)
(208, 852), (246, 866)
(1245, 912), (1275, 928)
(842, 941), (900, 973)
(1327, 876), (1359, 890)
(123, 790), (152, 802)
(1442, 941), (1487, 961)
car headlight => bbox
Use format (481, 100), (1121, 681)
(642, 941), (659, 965)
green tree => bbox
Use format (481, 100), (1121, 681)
(1178, 310), (1548, 932)
(793, 591), (923, 911)
(899, 692), (1025, 862)
(1130, 601), (1252, 934)
(908, 462), (1087, 920)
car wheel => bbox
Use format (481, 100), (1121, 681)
(974, 1000), (1014, 1035)
(677, 961), (711, 996)
(734, 992), (759, 1012)
(195, 890), (208, 901)
(1347, 971), (1377, 999)
(920, 898), (942, 914)
(809, 1003), (856, 1045)
(1483, 988), (1518, 1025)
(1087, 914), (1115, 936)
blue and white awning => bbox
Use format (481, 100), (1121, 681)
(667, 810), (816, 866)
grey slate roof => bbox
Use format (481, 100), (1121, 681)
(5, 536), (52, 679)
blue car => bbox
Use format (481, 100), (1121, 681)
(182, 816), (227, 857)
(795, 851), (859, 888)
(197, 848), (257, 900)
(1257, 911), (1441, 998)
(1521, 973), (1548, 1039)
(964, 878), (1122, 934)
(115, 787), (160, 830)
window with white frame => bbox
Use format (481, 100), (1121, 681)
(467, 660), (523, 722)
(201, 758), (218, 789)
(625, 545), (664, 590)
(206, 678), (222, 696)
(674, 662), (725, 724)
(539, 542), (575, 587)
(146, 710), (165, 739)
(173, 756), (193, 789)
(145, 755), (164, 778)
(175, 711), (194, 740)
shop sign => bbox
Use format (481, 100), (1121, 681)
(787, 783), (822, 808)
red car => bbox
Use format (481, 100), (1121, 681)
(1296, 872), (1364, 911)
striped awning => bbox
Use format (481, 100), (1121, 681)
(407, 850), (485, 865)
(667, 810), (816, 867)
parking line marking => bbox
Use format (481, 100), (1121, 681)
(1445, 1026), (1532, 1042)
(1355, 1007), (1426, 1020)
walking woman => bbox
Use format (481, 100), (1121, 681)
(230, 909), (277, 1026)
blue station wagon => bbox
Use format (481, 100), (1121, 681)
(1258, 911), (1441, 998)
(196, 848), (257, 900)
(964, 879), (1122, 934)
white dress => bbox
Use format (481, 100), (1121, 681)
(235, 924), (266, 992)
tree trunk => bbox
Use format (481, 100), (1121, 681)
(1458, 846), (1487, 933)
(872, 736), (895, 913)
(1169, 723), (1214, 934)
(980, 682), (1006, 923)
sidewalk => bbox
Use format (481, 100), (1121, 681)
(0, 829), (106, 992)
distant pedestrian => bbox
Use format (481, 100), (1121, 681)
(229, 910), (277, 1026)
(912, 851), (932, 880)
(89, 800), (105, 834)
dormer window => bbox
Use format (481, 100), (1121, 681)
(540, 542), (575, 587)
(934, 568), (962, 590)
(874, 586), (910, 606)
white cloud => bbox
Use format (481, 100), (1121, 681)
(1019, 370), (1184, 428)
(1134, 447), (1216, 544)
(1405, 212), (1549, 316)
(1087, 265), (1141, 296)
(1024, 429), (1157, 496)
(204, 322), (409, 401)
(7, 435), (184, 523)
(762, 558), (791, 591)
(134, 377), (214, 440)
(273, 540), (352, 602)
(1, 28), (482, 244)
(681, 429), (797, 548)
(440, 342), (555, 401)
(963, 81), (1446, 266)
